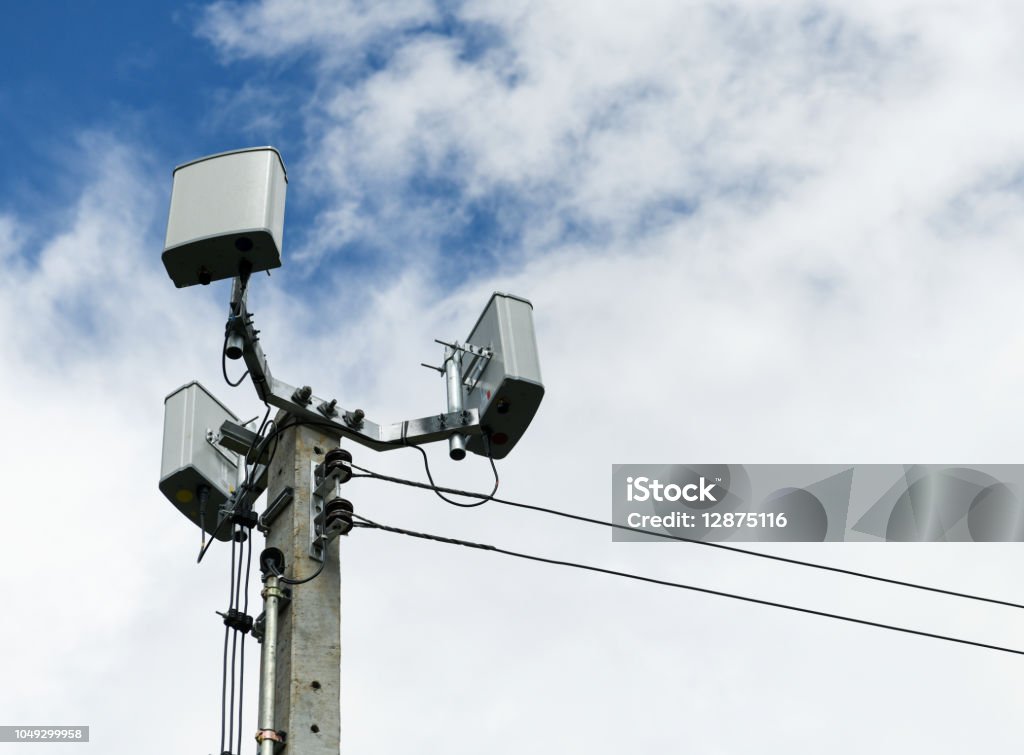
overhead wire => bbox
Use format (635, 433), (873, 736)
(348, 463), (1024, 611)
(199, 413), (1024, 615)
(199, 341), (1024, 751)
(219, 403), (269, 752)
(267, 556), (327, 585)
(352, 514), (1024, 658)
(219, 619), (230, 755)
(237, 525), (253, 755)
(195, 390), (1024, 747)
(198, 416), (1024, 709)
(213, 522), (253, 755)
(218, 524), (238, 755)
(399, 431), (499, 507)
(223, 415), (1024, 610)
(228, 526), (240, 751)
(206, 397), (269, 753)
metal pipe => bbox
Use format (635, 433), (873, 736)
(257, 575), (283, 755)
(444, 346), (467, 460)
(225, 331), (245, 360)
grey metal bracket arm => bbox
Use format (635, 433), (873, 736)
(227, 275), (275, 404)
(223, 275), (483, 453)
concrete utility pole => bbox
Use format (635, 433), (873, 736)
(258, 419), (342, 753)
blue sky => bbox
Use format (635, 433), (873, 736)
(0, 2), (561, 293)
(2, 4), (223, 200)
(0, 3), (314, 264)
(4, 2), (1024, 753)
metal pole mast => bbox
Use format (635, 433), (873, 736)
(256, 573), (282, 755)
(256, 418), (342, 753)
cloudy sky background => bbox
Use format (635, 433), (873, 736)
(3, 1), (1024, 752)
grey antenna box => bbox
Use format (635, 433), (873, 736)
(463, 292), (544, 459)
(162, 147), (287, 288)
(159, 381), (240, 540)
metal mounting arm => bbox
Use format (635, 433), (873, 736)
(223, 276), (482, 452)
(228, 275), (275, 403)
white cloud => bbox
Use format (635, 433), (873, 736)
(0, 133), (253, 753)
(188, 2), (1024, 752)
(207, 1), (931, 268)
(0, 214), (23, 261)
(185, 2), (1024, 752)
(6, 2), (1024, 753)
(198, 0), (438, 63)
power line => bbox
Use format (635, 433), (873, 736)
(228, 528), (240, 751)
(202, 414), (1024, 611)
(237, 525), (253, 755)
(350, 464), (1024, 611)
(219, 624), (230, 755)
(218, 525), (237, 755)
(399, 434), (499, 507)
(352, 515), (1024, 658)
(215, 522), (254, 755)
